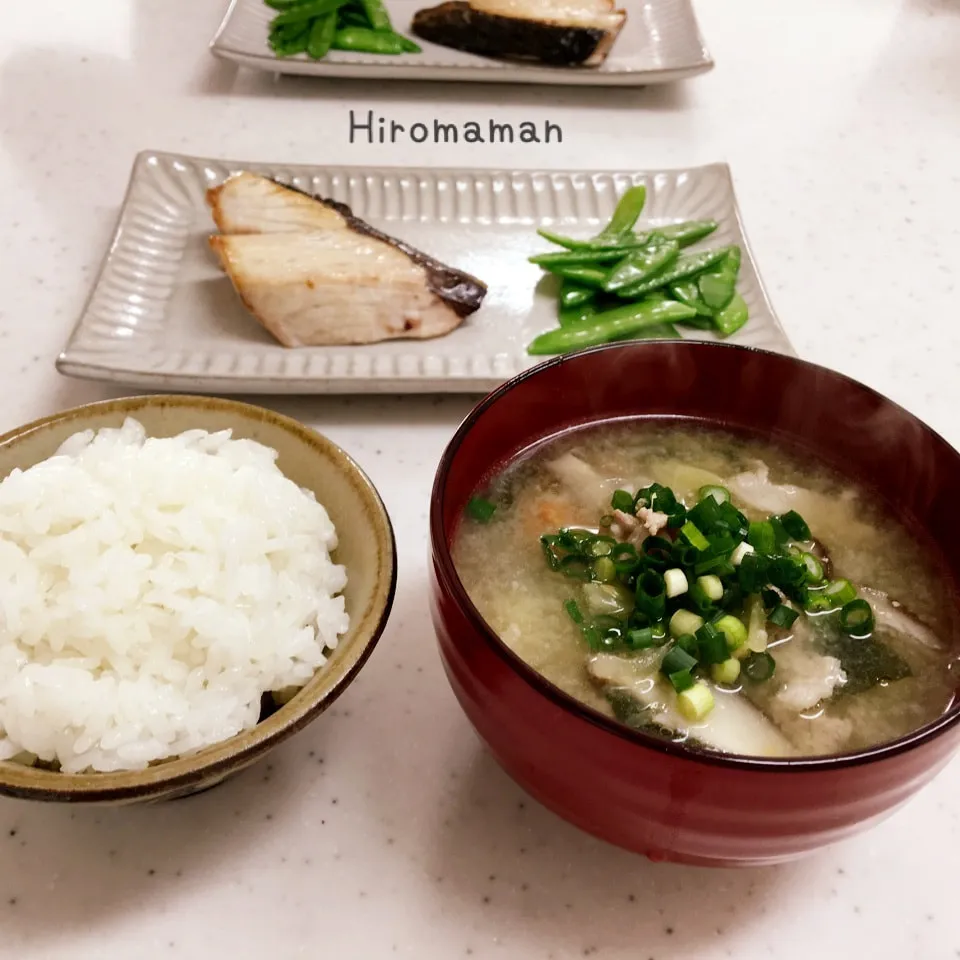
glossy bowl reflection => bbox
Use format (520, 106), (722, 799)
(429, 341), (960, 866)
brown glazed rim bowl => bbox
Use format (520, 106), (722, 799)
(0, 395), (397, 804)
(433, 341), (960, 772)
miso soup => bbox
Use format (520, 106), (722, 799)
(453, 422), (958, 758)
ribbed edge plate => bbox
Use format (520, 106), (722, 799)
(209, 0), (713, 86)
(57, 151), (793, 395)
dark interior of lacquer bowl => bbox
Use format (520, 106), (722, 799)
(433, 340), (960, 765)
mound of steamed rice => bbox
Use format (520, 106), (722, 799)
(0, 418), (349, 774)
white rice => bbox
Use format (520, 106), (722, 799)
(0, 418), (349, 773)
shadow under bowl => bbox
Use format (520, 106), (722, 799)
(429, 340), (960, 866)
(0, 395), (396, 804)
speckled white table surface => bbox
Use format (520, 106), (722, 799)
(2, 1), (959, 957)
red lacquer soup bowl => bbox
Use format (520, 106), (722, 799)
(428, 341), (960, 867)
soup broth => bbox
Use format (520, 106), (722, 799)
(453, 421), (958, 758)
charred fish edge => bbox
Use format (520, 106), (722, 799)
(411, 2), (608, 68)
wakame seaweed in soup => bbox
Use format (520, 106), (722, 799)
(453, 422), (958, 758)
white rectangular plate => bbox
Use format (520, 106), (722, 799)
(58, 152), (793, 395)
(210, 0), (713, 86)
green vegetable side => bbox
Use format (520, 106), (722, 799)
(265, 0), (422, 59)
(527, 185), (750, 356)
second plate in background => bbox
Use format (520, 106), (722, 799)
(210, 0), (713, 86)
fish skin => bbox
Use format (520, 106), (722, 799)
(411, 0), (626, 67)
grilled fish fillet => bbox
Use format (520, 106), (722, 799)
(206, 173), (487, 347)
(411, 0), (626, 67)
(207, 173), (343, 235)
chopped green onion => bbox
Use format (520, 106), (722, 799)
(730, 541), (755, 566)
(804, 592), (839, 614)
(715, 614), (748, 651)
(742, 651), (777, 682)
(747, 520), (776, 555)
(839, 599), (875, 637)
(687, 581), (716, 614)
(668, 668), (696, 693)
(696, 574), (724, 602)
(677, 632), (700, 659)
(564, 599), (583, 624)
(680, 520), (710, 551)
(626, 625), (667, 649)
(720, 583), (744, 611)
(611, 489), (634, 513)
(779, 510), (812, 541)
(640, 536), (674, 570)
(540, 535), (562, 570)
(760, 587), (780, 611)
(768, 516), (790, 545)
(694, 557), (736, 579)
(611, 542), (640, 574)
(669, 609), (705, 639)
(582, 625), (603, 650)
(586, 536), (616, 557)
(711, 658), (741, 685)
(695, 622), (729, 664)
(704, 530), (737, 558)
(635, 570), (667, 621)
(677, 682), (715, 721)
(743, 597), (769, 655)
(799, 552), (824, 583)
(592, 556), (616, 582)
(698, 484), (730, 504)
(661, 644), (698, 675)
(664, 567), (689, 598)
(824, 579), (857, 606)
(466, 496), (497, 522)
(767, 604), (799, 629)
(671, 542), (700, 567)
(737, 553), (770, 593)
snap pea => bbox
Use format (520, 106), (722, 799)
(559, 282), (594, 309)
(669, 281), (714, 317)
(698, 246), (741, 310)
(616, 247), (732, 300)
(676, 315), (715, 331)
(598, 185), (647, 238)
(528, 299), (696, 356)
(338, 6), (370, 26)
(307, 12), (338, 58)
(603, 238), (680, 293)
(559, 301), (599, 327)
(394, 34), (422, 53)
(530, 246), (645, 268)
(358, 0), (391, 30)
(543, 264), (610, 288)
(332, 26), (410, 53)
(713, 292), (749, 337)
(658, 220), (719, 247)
(269, 21), (310, 55)
(271, 0), (348, 26)
(633, 322), (683, 341)
(535, 228), (650, 251)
